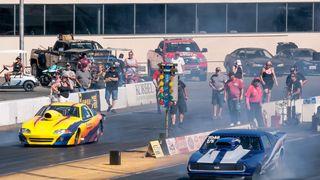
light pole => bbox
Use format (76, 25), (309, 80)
(19, 0), (24, 61)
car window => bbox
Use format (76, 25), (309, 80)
(166, 42), (200, 52)
(293, 50), (315, 58)
(261, 135), (272, 150)
(39, 106), (80, 117)
(201, 135), (262, 151)
(262, 50), (273, 58)
(237, 50), (246, 58)
(81, 106), (93, 119)
(70, 42), (94, 49)
(94, 42), (103, 49)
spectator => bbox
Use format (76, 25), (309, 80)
(245, 78), (264, 127)
(287, 74), (302, 100)
(62, 63), (77, 92)
(92, 64), (106, 89)
(260, 61), (278, 103)
(286, 66), (307, 90)
(170, 77), (188, 128)
(118, 53), (125, 61)
(104, 63), (119, 113)
(152, 68), (162, 114)
(232, 59), (243, 80)
(125, 51), (138, 83)
(209, 67), (228, 120)
(115, 57), (126, 86)
(171, 52), (185, 75)
(125, 51), (138, 72)
(4, 56), (24, 83)
(76, 62), (92, 92)
(51, 74), (73, 102)
(224, 72), (244, 126)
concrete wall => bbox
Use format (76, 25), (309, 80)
(0, 81), (156, 127)
(1, 33), (320, 73)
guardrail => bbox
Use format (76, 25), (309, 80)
(0, 81), (156, 127)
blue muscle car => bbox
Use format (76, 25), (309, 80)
(187, 129), (286, 180)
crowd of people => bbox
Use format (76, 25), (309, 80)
(210, 59), (307, 128)
(50, 51), (140, 113)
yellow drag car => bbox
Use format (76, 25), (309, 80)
(19, 102), (104, 146)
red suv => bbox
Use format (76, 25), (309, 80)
(147, 38), (208, 81)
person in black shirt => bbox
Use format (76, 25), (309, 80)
(170, 77), (188, 128)
(287, 74), (302, 100)
(4, 57), (24, 83)
(286, 66), (307, 88)
(104, 64), (119, 113)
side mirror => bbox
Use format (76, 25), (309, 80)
(202, 48), (208, 52)
(155, 48), (161, 53)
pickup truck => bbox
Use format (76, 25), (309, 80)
(147, 38), (208, 81)
(30, 34), (111, 77)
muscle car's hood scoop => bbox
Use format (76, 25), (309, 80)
(43, 110), (63, 121)
(215, 138), (241, 151)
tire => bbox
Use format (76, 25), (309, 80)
(74, 130), (81, 145)
(31, 63), (38, 77)
(96, 122), (103, 142)
(23, 81), (35, 92)
(39, 74), (52, 86)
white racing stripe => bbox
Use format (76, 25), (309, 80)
(197, 149), (220, 163)
(220, 146), (250, 164)
(197, 146), (250, 164)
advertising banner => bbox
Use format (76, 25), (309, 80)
(79, 90), (101, 111)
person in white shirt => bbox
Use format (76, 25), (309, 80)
(171, 53), (185, 75)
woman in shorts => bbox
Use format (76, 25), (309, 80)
(260, 61), (278, 103)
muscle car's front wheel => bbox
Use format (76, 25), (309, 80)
(74, 130), (81, 145)
(96, 122), (103, 142)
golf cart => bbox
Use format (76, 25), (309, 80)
(0, 50), (39, 92)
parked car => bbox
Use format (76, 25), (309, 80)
(147, 38), (208, 81)
(276, 42), (298, 54)
(224, 48), (281, 76)
(273, 48), (320, 75)
(187, 129), (286, 180)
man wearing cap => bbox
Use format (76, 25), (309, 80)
(62, 63), (77, 92)
(224, 72), (244, 126)
(4, 56), (24, 83)
(209, 67), (228, 120)
(171, 53), (185, 75)
(286, 66), (307, 89)
(76, 61), (92, 92)
(104, 63), (119, 113)
(245, 78), (264, 127)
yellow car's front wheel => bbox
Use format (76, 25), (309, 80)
(74, 130), (81, 145)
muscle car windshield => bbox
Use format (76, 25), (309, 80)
(201, 136), (262, 151)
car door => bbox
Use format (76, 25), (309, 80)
(81, 105), (94, 132)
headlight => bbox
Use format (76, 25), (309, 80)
(54, 129), (72, 135)
(277, 63), (284, 67)
(252, 63), (263, 67)
(20, 128), (31, 134)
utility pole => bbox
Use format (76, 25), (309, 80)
(19, 0), (24, 62)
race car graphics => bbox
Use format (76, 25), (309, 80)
(197, 146), (251, 164)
